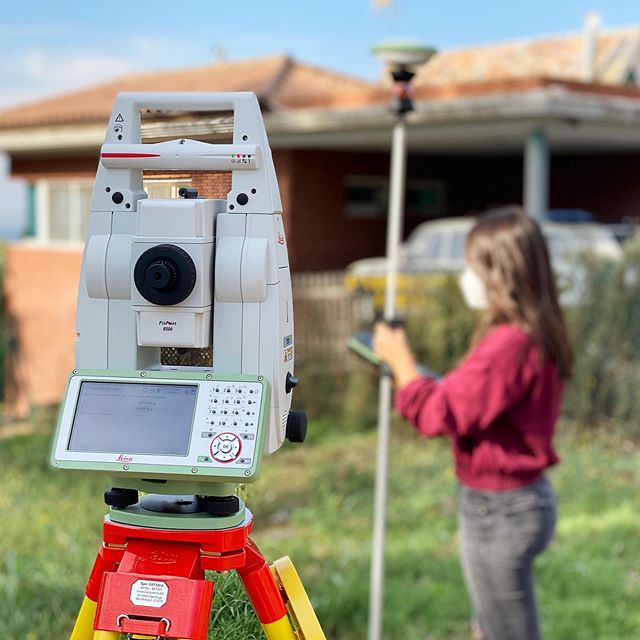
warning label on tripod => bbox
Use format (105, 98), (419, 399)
(130, 579), (168, 608)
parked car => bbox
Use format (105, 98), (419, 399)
(345, 216), (622, 306)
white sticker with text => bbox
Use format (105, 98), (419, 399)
(130, 579), (168, 608)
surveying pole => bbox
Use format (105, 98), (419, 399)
(368, 42), (434, 640)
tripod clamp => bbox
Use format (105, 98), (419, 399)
(116, 614), (171, 638)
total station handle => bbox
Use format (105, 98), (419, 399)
(93, 91), (282, 214)
(106, 92), (268, 146)
(100, 140), (262, 172)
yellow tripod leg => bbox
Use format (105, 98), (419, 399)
(262, 615), (298, 640)
(92, 632), (119, 640)
(70, 596), (98, 640)
(271, 557), (326, 640)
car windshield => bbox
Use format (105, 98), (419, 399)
(543, 225), (618, 260)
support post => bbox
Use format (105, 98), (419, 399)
(523, 128), (549, 220)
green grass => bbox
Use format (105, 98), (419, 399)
(1, 421), (639, 639)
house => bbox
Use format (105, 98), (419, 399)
(2, 22), (640, 414)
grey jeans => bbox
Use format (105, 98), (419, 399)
(458, 476), (557, 640)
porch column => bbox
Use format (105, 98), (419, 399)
(523, 128), (549, 220)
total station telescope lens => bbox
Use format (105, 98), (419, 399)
(145, 259), (177, 291)
(134, 244), (197, 305)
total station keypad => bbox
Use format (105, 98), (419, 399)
(200, 381), (263, 465)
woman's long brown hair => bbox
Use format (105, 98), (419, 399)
(466, 206), (574, 379)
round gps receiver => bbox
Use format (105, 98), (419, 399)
(134, 244), (197, 306)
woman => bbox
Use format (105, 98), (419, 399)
(373, 207), (572, 640)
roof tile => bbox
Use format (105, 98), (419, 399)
(414, 27), (640, 87)
(0, 55), (374, 129)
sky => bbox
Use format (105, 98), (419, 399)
(0, 0), (639, 236)
(2, 0), (640, 109)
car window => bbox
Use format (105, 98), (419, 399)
(408, 231), (443, 260)
(571, 227), (607, 249)
(543, 230), (568, 259)
(450, 231), (467, 261)
(424, 233), (443, 260)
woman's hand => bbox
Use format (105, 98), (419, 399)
(372, 322), (421, 389)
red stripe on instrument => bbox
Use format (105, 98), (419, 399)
(101, 153), (161, 158)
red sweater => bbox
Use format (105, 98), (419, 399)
(395, 324), (562, 491)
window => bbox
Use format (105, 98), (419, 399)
(344, 176), (388, 217)
(405, 180), (446, 217)
(345, 175), (446, 219)
(36, 179), (94, 244)
(144, 178), (192, 199)
(34, 178), (192, 244)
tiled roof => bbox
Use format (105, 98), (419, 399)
(0, 55), (374, 129)
(2, 27), (640, 132)
(414, 27), (640, 87)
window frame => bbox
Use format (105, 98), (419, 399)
(344, 174), (446, 219)
(35, 178), (94, 246)
(34, 177), (194, 244)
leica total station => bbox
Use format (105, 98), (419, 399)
(51, 92), (325, 640)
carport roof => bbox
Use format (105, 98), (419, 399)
(264, 78), (640, 154)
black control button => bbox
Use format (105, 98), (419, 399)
(286, 410), (307, 443)
(236, 193), (249, 206)
(285, 372), (299, 394)
(198, 495), (240, 516)
(104, 487), (138, 509)
(111, 192), (124, 204)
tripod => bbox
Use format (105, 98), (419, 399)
(70, 497), (325, 640)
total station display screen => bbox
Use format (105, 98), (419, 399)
(67, 381), (198, 455)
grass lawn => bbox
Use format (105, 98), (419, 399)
(1, 420), (639, 639)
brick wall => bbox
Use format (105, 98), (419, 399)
(4, 244), (82, 415)
(190, 170), (232, 198)
(2, 166), (285, 415)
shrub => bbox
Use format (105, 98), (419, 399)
(0, 243), (14, 409)
(563, 241), (640, 433)
(299, 251), (640, 436)
(341, 274), (476, 430)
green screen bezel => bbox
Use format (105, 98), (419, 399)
(51, 369), (270, 483)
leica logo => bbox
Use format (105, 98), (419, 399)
(116, 454), (133, 462)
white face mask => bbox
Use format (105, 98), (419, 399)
(459, 266), (489, 310)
